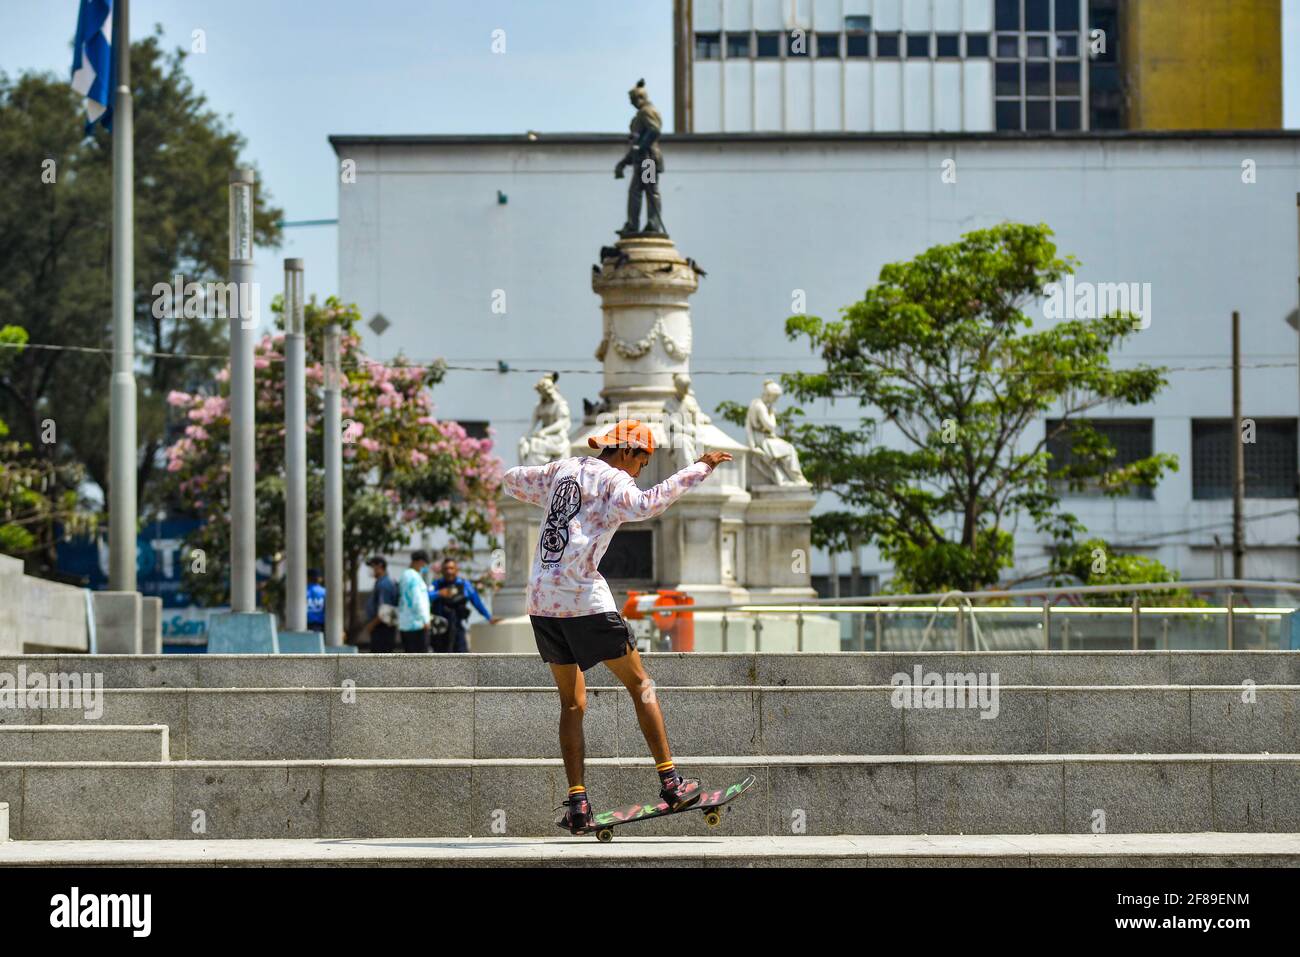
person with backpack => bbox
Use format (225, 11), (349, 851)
(429, 558), (500, 653)
(362, 556), (401, 653)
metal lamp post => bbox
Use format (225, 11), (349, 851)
(284, 259), (307, 633)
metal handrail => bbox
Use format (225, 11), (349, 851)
(635, 580), (1297, 652)
(678, 579), (1300, 614)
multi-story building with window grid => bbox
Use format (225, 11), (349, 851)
(674, 0), (1282, 133)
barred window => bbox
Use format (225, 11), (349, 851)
(695, 32), (721, 59)
(1047, 419), (1155, 499)
(1192, 419), (1298, 500)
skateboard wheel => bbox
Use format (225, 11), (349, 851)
(596, 828), (614, 843)
(704, 810), (722, 828)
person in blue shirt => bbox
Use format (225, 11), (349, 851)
(429, 558), (499, 653)
(305, 569), (326, 633)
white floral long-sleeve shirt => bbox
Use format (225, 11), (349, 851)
(502, 456), (712, 617)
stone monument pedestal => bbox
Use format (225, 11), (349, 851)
(489, 228), (837, 654)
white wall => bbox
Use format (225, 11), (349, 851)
(334, 133), (1300, 582)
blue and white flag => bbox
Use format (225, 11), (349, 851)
(70, 0), (113, 132)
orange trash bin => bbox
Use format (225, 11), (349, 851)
(650, 590), (695, 652)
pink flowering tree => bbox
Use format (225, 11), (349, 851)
(163, 296), (503, 631)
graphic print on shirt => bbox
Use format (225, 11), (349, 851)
(540, 477), (582, 564)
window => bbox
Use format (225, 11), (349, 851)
(695, 32), (721, 60)
(1026, 0), (1051, 30)
(937, 34), (960, 57)
(1026, 99), (1051, 129)
(996, 62), (1021, 96)
(846, 32), (870, 56)
(996, 99), (1021, 130)
(1056, 100), (1081, 130)
(1056, 61), (1080, 96)
(907, 33), (931, 57)
(1047, 420), (1156, 499)
(966, 33), (990, 57)
(845, 15), (872, 32)
(1193, 419), (1299, 500)
(1090, 8), (1118, 63)
(990, 1), (1088, 133)
(1091, 62), (1120, 92)
(816, 32), (840, 57)
(726, 32), (751, 58)
(755, 32), (781, 57)
(1056, 0), (1081, 31)
(996, 0), (1021, 30)
(876, 33), (900, 57)
(1026, 62), (1050, 96)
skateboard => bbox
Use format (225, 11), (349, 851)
(561, 774), (758, 842)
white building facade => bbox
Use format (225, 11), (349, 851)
(332, 130), (1300, 586)
(685, 0), (1089, 133)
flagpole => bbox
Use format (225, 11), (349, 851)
(108, 0), (137, 593)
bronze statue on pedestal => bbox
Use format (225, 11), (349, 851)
(615, 79), (666, 237)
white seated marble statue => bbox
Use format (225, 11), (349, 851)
(663, 372), (710, 471)
(746, 380), (809, 487)
(517, 373), (572, 465)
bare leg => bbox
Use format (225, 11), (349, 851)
(548, 663), (587, 790)
(603, 647), (671, 765)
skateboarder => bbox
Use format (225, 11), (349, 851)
(501, 419), (732, 833)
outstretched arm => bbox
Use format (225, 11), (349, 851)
(464, 579), (493, 620)
(502, 461), (558, 506)
(610, 451), (732, 522)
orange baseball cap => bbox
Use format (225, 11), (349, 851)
(587, 419), (655, 454)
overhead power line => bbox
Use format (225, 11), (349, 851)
(0, 340), (1295, 379)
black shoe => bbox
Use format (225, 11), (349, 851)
(555, 792), (595, 834)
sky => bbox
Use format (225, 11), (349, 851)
(2, 0), (1299, 302)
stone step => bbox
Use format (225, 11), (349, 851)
(3, 651), (1297, 690)
(1, 832), (1297, 867)
(2, 684), (1296, 760)
(1, 754), (1296, 841)
(0, 725), (168, 762)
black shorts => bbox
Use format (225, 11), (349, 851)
(530, 612), (634, 672)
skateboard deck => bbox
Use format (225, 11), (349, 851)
(561, 774), (757, 842)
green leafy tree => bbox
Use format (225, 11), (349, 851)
(1052, 538), (1194, 606)
(0, 326), (96, 562)
(767, 223), (1177, 593)
(0, 31), (282, 568)
(164, 298), (503, 633)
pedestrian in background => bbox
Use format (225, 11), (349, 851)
(429, 557), (500, 653)
(363, 556), (400, 653)
(396, 550), (433, 653)
(306, 569), (326, 633)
